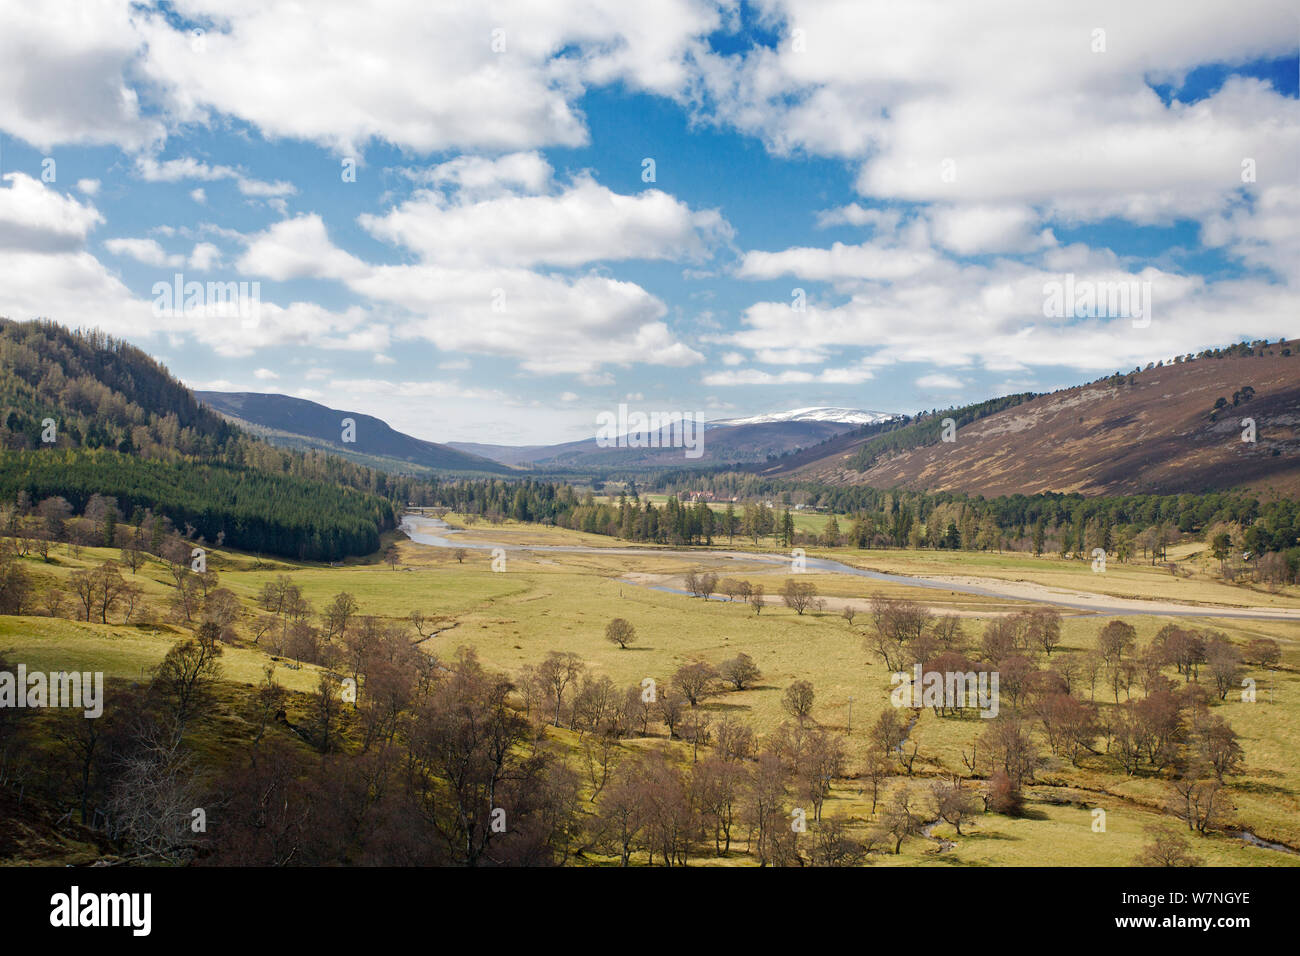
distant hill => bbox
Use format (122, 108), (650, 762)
(450, 409), (887, 469)
(198, 391), (514, 476)
(770, 340), (1300, 497)
(443, 441), (562, 468)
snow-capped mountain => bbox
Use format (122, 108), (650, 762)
(711, 406), (897, 427)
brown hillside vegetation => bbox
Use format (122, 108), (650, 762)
(784, 342), (1300, 497)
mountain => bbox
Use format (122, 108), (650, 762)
(448, 409), (884, 469)
(767, 340), (1300, 497)
(198, 391), (514, 475)
(712, 406), (896, 426)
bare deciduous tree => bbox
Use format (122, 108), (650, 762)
(672, 661), (718, 707)
(782, 578), (818, 614)
(605, 617), (636, 649)
(719, 652), (762, 691)
(1136, 825), (1202, 867)
(782, 680), (815, 724)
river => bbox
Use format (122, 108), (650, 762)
(399, 514), (1300, 622)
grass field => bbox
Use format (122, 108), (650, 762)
(4, 515), (1298, 866)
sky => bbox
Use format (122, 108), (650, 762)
(0, 0), (1297, 445)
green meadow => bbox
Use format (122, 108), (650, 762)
(4, 514), (1297, 866)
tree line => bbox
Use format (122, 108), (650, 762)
(0, 452), (391, 560)
(418, 478), (1300, 579)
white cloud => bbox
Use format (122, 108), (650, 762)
(188, 301), (388, 358)
(253, 367), (279, 380)
(237, 215), (367, 282)
(929, 204), (1056, 256)
(0, 1), (162, 151)
(360, 174), (730, 268)
(135, 156), (296, 199)
(237, 207), (708, 376)
(0, 247), (147, 334)
(104, 237), (185, 267)
(702, 365), (874, 386)
(76, 179), (101, 196)
(402, 151), (554, 197)
(737, 240), (936, 281)
(126, 0), (722, 156)
(0, 175), (162, 336)
(728, 255), (1299, 376)
(0, 173), (103, 252)
(188, 242), (221, 270)
(692, 1), (1299, 231)
(358, 263), (700, 374)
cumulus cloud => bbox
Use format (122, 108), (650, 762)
(104, 236), (187, 267)
(401, 152), (555, 197)
(0, 173), (104, 252)
(0, 173), (153, 336)
(234, 211), (706, 375)
(360, 173), (730, 268)
(236, 215), (368, 282)
(929, 204), (1056, 256)
(124, 0), (722, 156)
(726, 254), (1298, 376)
(691, 2), (1298, 220)
(0, 1), (162, 151)
(357, 264), (701, 374)
(188, 241), (221, 270)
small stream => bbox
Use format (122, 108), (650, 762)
(1238, 830), (1298, 854)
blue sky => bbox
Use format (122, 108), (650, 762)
(0, 1), (1297, 444)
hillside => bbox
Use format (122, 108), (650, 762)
(773, 341), (1300, 497)
(0, 319), (400, 559)
(0, 318), (237, 457)
(199, 391), (513, 476)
